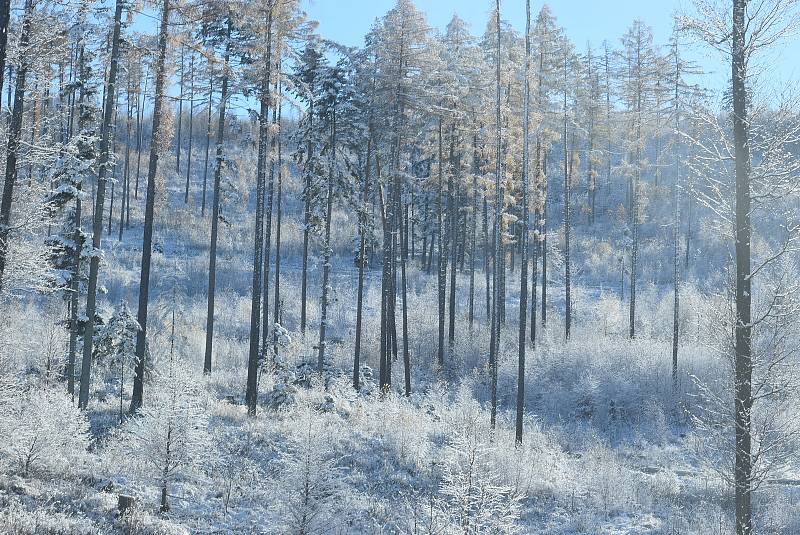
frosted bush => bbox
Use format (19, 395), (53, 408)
(0, 387), (90, 477)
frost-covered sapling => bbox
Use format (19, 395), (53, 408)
(116, 356), (210, 512)
(271, 409), (346, 534)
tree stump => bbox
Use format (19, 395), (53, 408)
(118, 494), (136, 515)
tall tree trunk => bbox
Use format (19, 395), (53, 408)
(184, 52), (195, 204)
(0, 0), (10, 100)
(399, 183), (411, 396)
(671, 43), (681, 392)
(530, 141), (540, 345)
(468, 132), (479, 330)
(354, 132), (372, 391)
(565, 135), (573, 340)
(447, 124), (457, 360)
(516, 0), (531, 446)
(119, 79), (132, 240)
(77, 0), (124, 409)
(130, 0), (171, 412)
(0, 0), (33, 295)
(201, 67), (214, 217)
(300, 101), (312, 335)
(175, 45), (184, 173)
(541, 155), (548, 330)
(732, 1), (752, 532)
(436, 117), (446, 369)
(260, 75), (278, 360)
(203, 20), (231, 376)
(317, 109), (335, 375)
(246, 13), (272, 416)
(134, 68), (147, 200)
(272, 78), (283, 358)
(489, 0), (502, 430)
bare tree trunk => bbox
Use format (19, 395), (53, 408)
(468, 132), (479, 330)
(130, 0), (171, 412)
(317, 109), (335, 375)
(119, 69), (132, 239)
(246, 13), (272, 416)
(0, 0), (10, 100)
(300, 103), (312, 335)
(134, 68), (147, 200)
(203, 20), (232, 376)
(489, 0), (502, 430)
(671, 43), (681, 392)
(77, 0), (124, 409)
(541, 154), (548, 330)
(175, 45), (184, 173)
(184, 52), (195, 204)
(732, 1), (752, 532)
(447, 124), (457, 360)
(354, 133), (372, 390)
(272, 79), (283, 358)
(516, 0), (531, 446)
(260, 75), (278, 360)
(0, 0), (33, 295)
(201, 67), (214, 217)
(436, 118), (446, 369)
(563, 54), (572, 341)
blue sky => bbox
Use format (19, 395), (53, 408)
(301, 0), (800, 94)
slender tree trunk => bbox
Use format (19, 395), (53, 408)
(530, 141), (540, 345)
(732, 1), (752, 532)
(299, 103), (312, 335)
(468, 132), (478, 330)
(107, 103), (119, 235)
(175, 45), (184, 173)
(436, 118), (446, 369)
(118, 99), (129, 239)
(672, 45), (681, 392)
(184, 52), (195, 204)
(400, 186), (411, 396)
(354, 132), (372, 391)
(134, 69), (147, 200)
(317, 109), (336, 375)
(0, 0), (33, 295)
(490, 0), (502, 429)
(260, 76), (278, 360)
(77, 0), (124, 409)
(246, 14), (272, 416)
(516, 0), (531, 446)
(203, 21), (231, 376)
(130, 0), (170, 412)
(272, 79), (283, 358)
(541, 151), (549, 329)
(0, 0), (10, 101)
(565, 135), (573, 340)
(201, 67), (214, 217)
(447, 124), (457, 360)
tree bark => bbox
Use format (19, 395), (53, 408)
(130, 0), (171, 412)
(246, 12), (272, 416)
(317, 109), (335, 375)
(203, 19), (232, 376)
(516, 0), (531, 446)
(732, 0), (752, 532)
(77, 0), (124, 409)
(0, 0), (33, 295)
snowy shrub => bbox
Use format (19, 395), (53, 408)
(269, 408), (348, 535)
(0, 388), (89, 477)
(0, 497), (96, 535)
(112, 356), (211, 512)
(438, 427), (522, 534)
